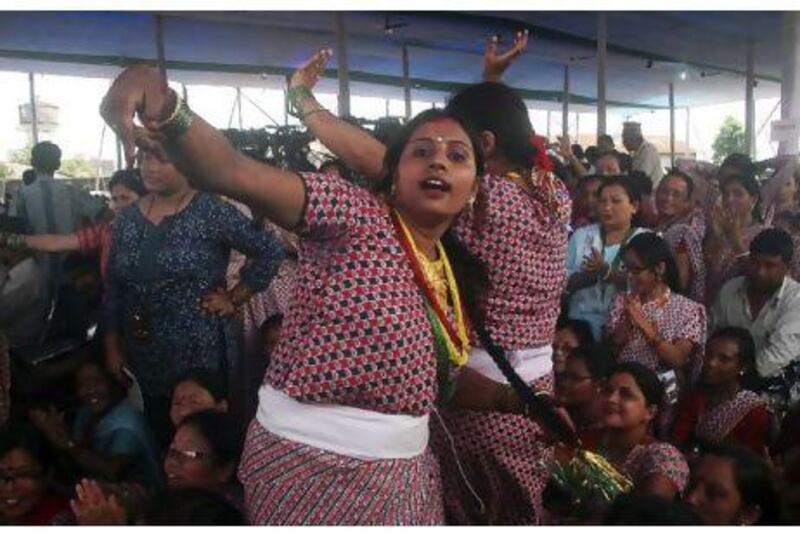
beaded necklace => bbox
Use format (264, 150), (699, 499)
(390, 209), (470, 369)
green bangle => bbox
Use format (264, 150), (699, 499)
(157, 92), (194, 140)
(287, 85), (315, 118)
(5, 233), (27, 252)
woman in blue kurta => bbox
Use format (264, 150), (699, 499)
(104, 150), (283, 442)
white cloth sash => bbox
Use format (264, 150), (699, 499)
(256, 384), (429, 460)
(466, 345), (553, 384)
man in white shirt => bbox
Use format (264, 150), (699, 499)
(710, 228), (800, 411)
(622, 122), (664, 187)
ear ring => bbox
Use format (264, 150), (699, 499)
(389, 181), (397, 197)
(468, 194), (476, 207)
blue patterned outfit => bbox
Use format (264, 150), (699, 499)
(105, 193), (283, 404)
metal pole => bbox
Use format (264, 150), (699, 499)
(116, 138), (123, 171)
(334, 12), (351, 117)
(685, 107), (691, 158)
(562, 64), (570, 140)
(283, 88), (289, 126)
(669, 82), (676, 166)
(780, 12), (800, 155)
(154, 14), (167, 85)
(402, 44), (411, 120)
(575, 112), (580, 142)
(745, 40), (756, 157)
(28, 72), (39, 145)
(546, 109), (551, 140)
(597, 12), (608, 137)
(182, 83), (189, 105)
(237, 87), (243, 129)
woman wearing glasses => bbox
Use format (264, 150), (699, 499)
(0, 423), (72, 525)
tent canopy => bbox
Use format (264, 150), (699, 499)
(0, 11), (784, 110)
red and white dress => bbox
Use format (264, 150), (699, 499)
(430, 171), (571, 525)
(671, 388), (771, 455)
(659, 209), (706, 304)
(606, 290), (706, 381)
(581, 430), (690, 496)
(238, 172), (445, 525)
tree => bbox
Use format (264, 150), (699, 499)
(60, 156), (96, 178)
(711, 116), (746, 165)
(9, 143), (33, 166)
(0, 162), (12, 181)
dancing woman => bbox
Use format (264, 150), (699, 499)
(283, 36), (572, 524)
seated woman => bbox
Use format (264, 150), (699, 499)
(705, 163), (769, 302)
(577, 362), (690, 500)
(606, 232), (706, 395)
(169, 368), (229, 428)
(671, 327), (771, 455)
(566, 176), (648, 340)
(164, 411), (242, 509)
(552, 317), (594, 378)
(70, 412), (244, 525)
(654, 169), (706, 303)
(0, 423), (72, 525)
(29, 357), (162, 491)
(685, 444), (779, 525)
(555, 344), (612, 433)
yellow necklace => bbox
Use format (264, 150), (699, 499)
(394, 211), (471, 367)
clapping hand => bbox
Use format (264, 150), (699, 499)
(624, 297), (657, 340)
(582, 247), (607, 278)
(70, 479), (127, 526)
(483, 29), (529, 82)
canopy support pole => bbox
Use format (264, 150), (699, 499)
(562, 64), (570, 140)
(669, 82), (675, 167)
(745, 40), (756, 157)
(685, 107), (691, 158)
(236, 87), (243, 129)
(335, 12), (351, 118)
(154, 14), (167, 83)
(780, 12), (800, 155)
(402, 44), (411, 120)
(28, 72), (39, 145)
(597, 11), (608, 138)
(546, 109), (551, 140)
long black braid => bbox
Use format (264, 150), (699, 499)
(442, 231), (578, 446)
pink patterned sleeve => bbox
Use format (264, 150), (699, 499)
(673, 300), (706, 347)
(640, 442), (690, 494)
(297, 172), (380, 240)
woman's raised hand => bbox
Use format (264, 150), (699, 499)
(290, 48), (333, 90)
(99, 65), (173, 168)
(70, 479), (127, 526)
(483, 29), (529, 82)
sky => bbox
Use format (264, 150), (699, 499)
(0, 69), (785, 177)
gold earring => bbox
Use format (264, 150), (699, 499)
(390, 182), (396, 197)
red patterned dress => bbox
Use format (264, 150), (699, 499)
(430, 171), (571, 525)
(581, 431), (690, 495)
(606, 290), (707, 381)
(670, 389), (771, 454)
(75, 220), (113, 280)
(238, 172), (445, 525)
(659, 209), (706, 304)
